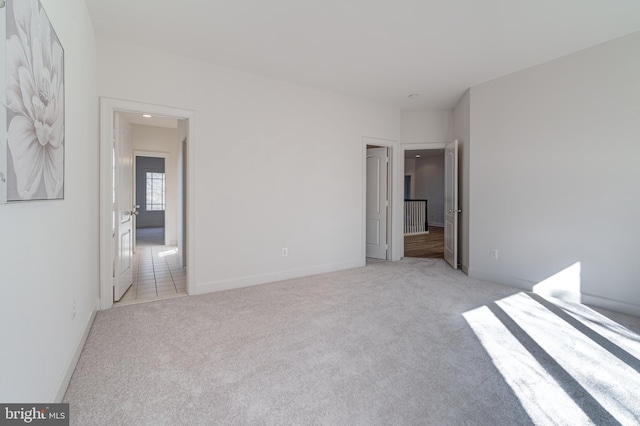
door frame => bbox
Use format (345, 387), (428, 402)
(99, 97), (196, 310)
(133, 150), (170, 248)
(400, 142), (446, 259)
(362, 137), (401, 262)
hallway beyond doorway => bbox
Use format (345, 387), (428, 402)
(404, 226), (444, 259)
(115, 227), (186, 306)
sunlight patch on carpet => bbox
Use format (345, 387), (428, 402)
(463, 304), (591, 425)
(464, 292), (640, 425)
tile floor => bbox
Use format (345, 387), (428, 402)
(115, 230), (187, 306)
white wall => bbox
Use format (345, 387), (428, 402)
(401, 109), (452, 144)
(96, 38), (400, 292)
(452, 90), (470, 271)
(414, 154), (445, 226)
(0, 0), (98, 401)
(131, 124), (179, 245)
(468, 32), (640, 315)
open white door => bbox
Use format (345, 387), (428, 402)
(444, 139), (459, 269)
(113, 113), (135, 301)
(366, 147), (388, 259)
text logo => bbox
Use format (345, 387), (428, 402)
(1, 404), (68, 425)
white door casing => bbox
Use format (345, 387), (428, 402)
(100, 97), (196, 310)
(366, 147), (388, 260)
(113, 113), (135, 301)
(444, 139), (459, 269)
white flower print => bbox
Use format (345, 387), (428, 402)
(6, 0), (64, 199)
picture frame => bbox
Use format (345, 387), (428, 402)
(0, 0), (65, 203)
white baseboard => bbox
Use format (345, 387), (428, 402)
(54, 299), (98, 402)
(582, 294), (640, 317)
(467, 268), (536, 291)
(195, 260), (364, 295)
(468, 269), (640, 317)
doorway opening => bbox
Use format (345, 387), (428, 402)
(403, 148), (445, 259)
(99, 98), (195, 310)
(401, 140), (459, 269)
(113, 113), (186, 305)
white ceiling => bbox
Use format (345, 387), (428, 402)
(85, 0), (640, 110)
(119, 112), (178, 129)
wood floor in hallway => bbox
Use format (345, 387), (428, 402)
(404, 226), (444, 259)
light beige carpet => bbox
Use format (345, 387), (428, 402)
(64, 258), (640, 425)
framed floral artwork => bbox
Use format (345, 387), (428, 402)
(1, 0), (64, 202)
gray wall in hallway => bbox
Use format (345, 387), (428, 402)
(414, 154), (445, 226)
(136, 156), (165, 228)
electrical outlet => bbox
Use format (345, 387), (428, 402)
(282, 248), (288, 257)
(72, 298), (77, 319)
(490, 249), (499, 260)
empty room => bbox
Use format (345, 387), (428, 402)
(1, 0), (639, 424)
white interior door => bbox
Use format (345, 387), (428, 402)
(366, 147), (388, 259)
(132, 158), (137, 254)
(113, 113), (135, 301)
(177, 119), (188, 268)
(444, 139), (459, 269)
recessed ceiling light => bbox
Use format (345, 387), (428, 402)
(416, 154), (421, 158)
(142, 114), (152, 118)
(408, 94), (419, 99)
